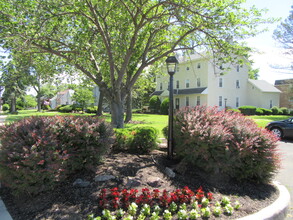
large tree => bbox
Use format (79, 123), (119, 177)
(0, 0), (271, 127)
(273, 5), (293, 55)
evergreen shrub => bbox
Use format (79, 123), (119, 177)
(238, 106), (256, 115)
(59, 105), (73, 113)
(260, 108), (272, 115)
(280, 107), (289, 115)
(0, 116), (113, 195)
(271, 106), (282, 115)
(255, 108), (264, 115)
(173, 106), (280, 183)
(160, 98), (169, 115)
(2, 104), (9, 111)
(149, 96), (161, 114)
(114, 127), (158, 154)
(86, 106), (98, 113)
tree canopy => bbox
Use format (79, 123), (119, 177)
(273, 5), (293, 54)
(0, 0), (272, 127)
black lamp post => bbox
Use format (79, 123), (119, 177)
(165, 56), (178, 159)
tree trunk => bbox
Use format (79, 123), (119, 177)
(37, 94), (41, 112)
(97, 90), (104, 116)
(111, 101), (124, 128)
(124, 91), (132, 123)
(10, 96), (16, 113)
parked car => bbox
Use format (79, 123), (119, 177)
(265, 117), (293, 139)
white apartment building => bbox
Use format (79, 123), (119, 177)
(153, 54), (280, 110)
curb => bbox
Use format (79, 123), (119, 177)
(0, 199), (13, 220)
(238, 181), (290, 220)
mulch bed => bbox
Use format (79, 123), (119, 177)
(0, 148), (278, 220)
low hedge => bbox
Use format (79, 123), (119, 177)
(238, 106), (256, 115)
(114, 127), (159, 154)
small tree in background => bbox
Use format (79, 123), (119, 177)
(160, 98), (169, 115)
(149, 96), (161, 114)
(72, 88), (94, 112)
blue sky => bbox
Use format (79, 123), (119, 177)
(244, 0), (293, 84)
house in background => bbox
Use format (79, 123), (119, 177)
(274, 79), (293, 109)
(93, 86), (100, 106)
(153, 54), (281, 110)
(50, 89), (75, 109)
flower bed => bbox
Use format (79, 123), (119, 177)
(88, 186), (241, 219)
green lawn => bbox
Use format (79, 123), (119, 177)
(2, 110), (169, 138)
(249, 115), (291, 128)
(2, 109), (291, 137)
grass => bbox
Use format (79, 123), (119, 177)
(249, 115), (292, 128)
(2, 109), (292, 137)
(2, 110), (169, 138)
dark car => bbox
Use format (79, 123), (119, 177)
(266, 117), (293, 139)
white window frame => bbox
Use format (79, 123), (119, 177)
(236, 80), (240, 89)
(196, 96), (200, 106)
(176, 80), (179, 89)
(236, 97), (239, 108)
(160, 83), (163, 90)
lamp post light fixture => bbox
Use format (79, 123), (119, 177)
(165, 56), (178, 159)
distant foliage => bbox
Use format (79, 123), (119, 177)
(86, 106), (98, 113)
(149, 96), (161, 114)
(0, 116), (113, 195)
(260, 108), (272, 115)
(58, 105), (73, 113)
(255, 108), (264, 115)
(173, 106), (280, 183)
(238, 106), (256, 115)
(160, 98), (169, 115)
(227, 108), (241, 113)
(114, 127), (158, 154)
(271, 106), (282, 115)
(280, 107), (289, 115)
(2, 103), (9, 111)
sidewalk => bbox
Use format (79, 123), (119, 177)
(0, 114), (13, 220)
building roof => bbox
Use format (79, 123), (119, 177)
(275, 79), (293, 85)
(248, 79), (281, 93)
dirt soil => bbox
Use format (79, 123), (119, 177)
(0, 148), (278, 220)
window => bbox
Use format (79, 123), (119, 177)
(197, 63), (201, 69)
(176, 80), (179, 89)
(186, 67), (190, 70)
(236, 65), (240, 72)
(175, 98), (180, 110)
(219, 78), (223, 87)
(219, 96), (222, 107)
(176, 67), (179, 72)
(196, 96), (200, 106)
(160, 83), (163, 90)
(186, 97), (189, 106)
(236, 97), (239, 108)
(220, 65), (224, 70)
(197, 78), (201, 87)
(236, 80), (240, 88)
(270, 100), (273, 108)
(185, 79), (190, 88)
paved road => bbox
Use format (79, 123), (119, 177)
(276, 138), (293, 219)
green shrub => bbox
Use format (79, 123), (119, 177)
(0, 116), (113, 195)
(149, 96), (161, 114)
(238, 106), (256, 115)
(227, 109), (241, 113)
(271, 106), (282, 115)
(160, 98), (169, 115)
(114, 127), (158, 154)
(2, 104), (9, 111)
(173, 106), (280, 183)
(162, 126), (168, 139)
(16, 105), (25, 110)
(56, 105), (66, 111)
(86, 106), (98, 113)
(59, 105), (73, 113)
(290, 110), (293, 116)
(260, 108), (272, 115)
(280, 107), (289, 115)
(255, 108), (264, 115)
